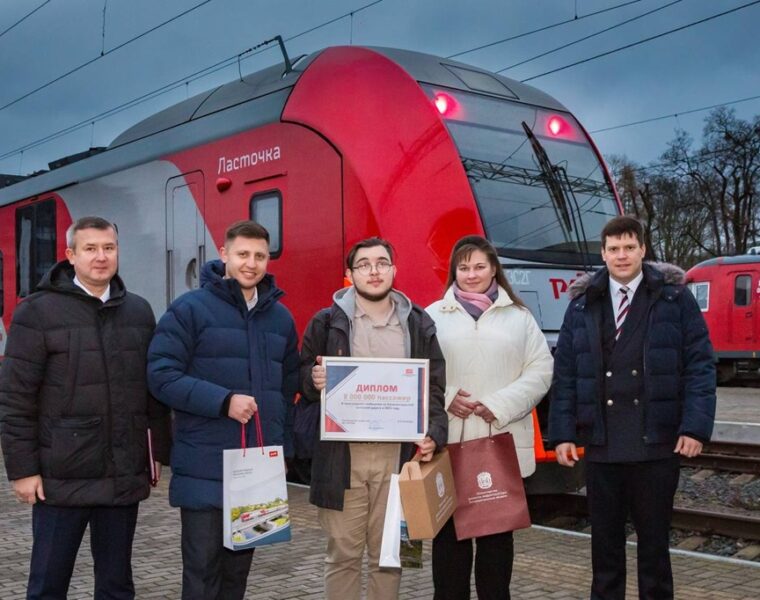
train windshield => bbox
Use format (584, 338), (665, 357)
(424, 86), (618, 266)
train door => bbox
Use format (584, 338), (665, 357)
(241, 146), (343, 334)
(165, 172), (205, 306)
(166, 122), (344, 331)
(730, 270), (754, 349)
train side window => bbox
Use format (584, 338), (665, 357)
(250, 191), (282, 258)
(688, 282), (709, 312)
(16, 200), (57, 298)
(734, 275), (751, 307)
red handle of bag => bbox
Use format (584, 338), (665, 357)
(240, 412), (265, 456)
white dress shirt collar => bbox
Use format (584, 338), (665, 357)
(609, 269), (643, 322)
(609, 269), (643, 299)
(73, 275), (111, 303)
(245, 287), (259, 311)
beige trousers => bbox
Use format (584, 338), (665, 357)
(319, 443), (402, 600)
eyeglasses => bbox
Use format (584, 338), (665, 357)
(351, 261), (393, 276)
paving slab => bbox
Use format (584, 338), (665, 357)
(714, 387), (760, 445)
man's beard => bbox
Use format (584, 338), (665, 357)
(355, 284), (393, 302)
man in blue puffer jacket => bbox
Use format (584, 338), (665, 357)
(549, 215), (715, 600)
(147, 220), (298, 600)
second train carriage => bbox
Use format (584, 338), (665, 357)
(686, 255), (760, 383)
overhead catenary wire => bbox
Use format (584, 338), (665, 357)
(445, 0), (644, 59)
(590, 93), (760, 134)
(0, 0), (214, 114)
(0, 0), (51, 41)
(609, 141), (755, 178)
(497, 0), (682, 73)
(520, 0), (760, 82)
(101, 0), (109, 56)
(0, 0), (385, 163)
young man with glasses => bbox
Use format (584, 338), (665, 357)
(300, 237), (447, 600)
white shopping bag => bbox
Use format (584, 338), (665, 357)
(379, 474), (402, 568)
(223, 417), (291, 550)
(379, 474), (424, 569)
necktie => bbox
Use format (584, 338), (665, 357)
(615, 286), (630, 340)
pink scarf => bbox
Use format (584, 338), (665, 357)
(453, 279), (497, 317)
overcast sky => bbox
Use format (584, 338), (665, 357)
(1, 0), (758, 176)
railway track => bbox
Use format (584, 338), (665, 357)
(532, 489), (760, 542)
(681, 441), (760, 475)
(670, 505), (760, 541)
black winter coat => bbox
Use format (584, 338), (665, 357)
(0, 261), (171, 506)
(300, 290), (448, 510)
(548, 262), (716, 449)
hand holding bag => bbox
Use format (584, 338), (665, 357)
(447, 425), (530, 540)
(398, 449), (457, 540)
(223, 414), (291, 550)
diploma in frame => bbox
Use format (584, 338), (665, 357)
(320, 356), (429, 442)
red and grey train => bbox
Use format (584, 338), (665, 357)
(686, 255), (760, 383)
(0, 46), (622, 489)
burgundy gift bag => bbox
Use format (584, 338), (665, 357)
(447, 430), (531, 540)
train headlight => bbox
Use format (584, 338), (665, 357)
(434, 93), (455, 116)
(547, 116), (567, 137)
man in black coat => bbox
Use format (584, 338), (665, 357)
(549, 216), (716, 600)
(301, 237), (447, 600)
(0, 216), (171, 600)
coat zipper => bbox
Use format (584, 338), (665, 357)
(95, 306), (115, 465)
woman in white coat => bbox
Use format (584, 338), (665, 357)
(426, 235), (553, 600)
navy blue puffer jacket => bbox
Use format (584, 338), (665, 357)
(147, 261), (299, 509)
(549, 262), (715, 448)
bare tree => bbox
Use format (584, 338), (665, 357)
(661, 108), (760, 256)
(608, 109), (760, 267)
(607, 155), (700, 266)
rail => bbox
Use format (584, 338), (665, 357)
(681, 441), (760, 475)
(532, 491), (760, 542)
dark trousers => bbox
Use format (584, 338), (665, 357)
(27, 502), (139, 600)
(432, 517), (514, 600)
(586, 457), (680, 600)
(180, 508), (254, 600)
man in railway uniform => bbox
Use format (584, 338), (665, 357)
(300, 237), (447, 600)
(0, 216), (171, 600)
(147, 220), (299, 600)
(549, 215), (716, 600)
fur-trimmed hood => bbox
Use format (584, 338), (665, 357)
(567, 262), (686, 300)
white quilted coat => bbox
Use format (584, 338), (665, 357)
(426, 286), (553, 477)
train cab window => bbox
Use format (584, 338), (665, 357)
(421, 84), (618, 266)
(734, 275), (752, 307)
(16, 200), (57, 298)
(250, 191), (281, 258)
(688, 282), (710, 312)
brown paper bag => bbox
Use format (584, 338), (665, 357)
(398, 449), (457, 540)
(448, 432), (530, 541)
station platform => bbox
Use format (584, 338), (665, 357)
(714, 386), (760, 443)
(1, 478), (758, 599)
